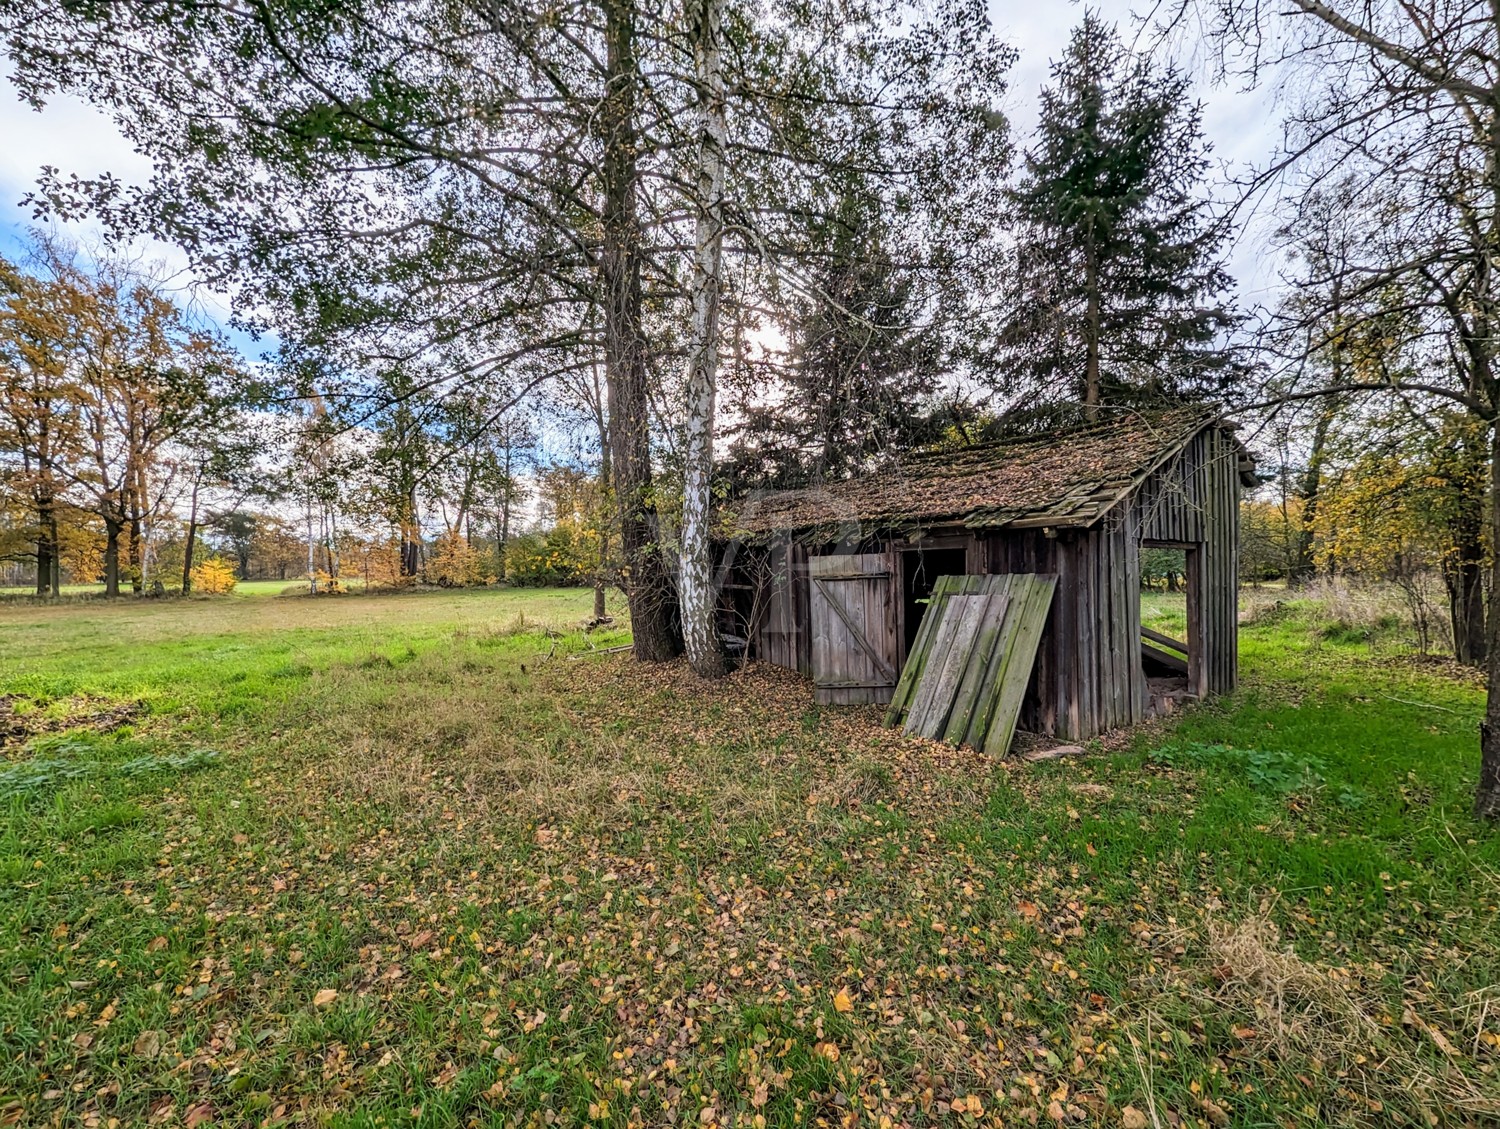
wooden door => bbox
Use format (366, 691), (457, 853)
(809, 553), (899, 705)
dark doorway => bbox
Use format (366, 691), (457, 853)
(900, 547), (967, 657)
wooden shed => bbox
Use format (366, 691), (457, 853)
(718, 408), (1257, 742)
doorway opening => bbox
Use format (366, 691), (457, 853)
(900, 546), (967, 657)
(1141, 540), (1203, 712)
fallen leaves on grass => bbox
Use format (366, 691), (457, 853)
(20, 645), (1499, 1129)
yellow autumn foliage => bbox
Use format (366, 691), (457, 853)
(429, 531), (487, 587)
(190, 557), (238, 595)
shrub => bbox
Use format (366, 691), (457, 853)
(428, 531), (487, 587)
(190, 557), (238, 595)
(505, 521), (598, 587)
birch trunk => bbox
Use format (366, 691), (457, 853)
(677, 0), (729, 678)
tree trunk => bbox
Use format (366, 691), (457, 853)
(600, 0), (680, 662)
(1478, 421), (1500, 821)
(496, 443), (513, 580)
(128, 516), (145, 594)
(306, 504), (317, 594)
(48, 510), (60, 597)
(593, 371), (611, 621)
(677, 0), (729, 679)
(1083, 236), (1100, 422)
(1293, 399), (1337, 584)
(103, 517), (124, 598)
(34, 492), (55, 597)
(181, 472), (202, 595)
(1448, 536), (1487, 667)
(400, 485), (421, 578)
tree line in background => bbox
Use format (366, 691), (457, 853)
(0, 236), (249, 597)
(0, 246), (622, 598)
(2, 2), (1499, 816)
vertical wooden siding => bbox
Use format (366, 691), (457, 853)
(742, 424), (1243, 735)
(1028, 513), (1145, 742)
(753, 538), (812, 674)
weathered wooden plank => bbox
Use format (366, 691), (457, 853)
(1141, 624), (1189, 653)
(811, 553), (899, 705)
(943, 588), (1013, 746)
(1141, 640), (1190, 675)
(1057, 541), (1078, 740)
(925, 589), (1003, 740)
(959, 580), (1028, 748)
(906, 584), (991, 737)
(1078, 532), (1097, 738)
(884, 573), (962, 727)
(1103, 523), (1118, 730)
(1125, 505), (1146, 724)
(813, 576), (897, 684)
(980, 576), (1058, 757)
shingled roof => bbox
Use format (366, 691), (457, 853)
(726, 407), (1251, 538)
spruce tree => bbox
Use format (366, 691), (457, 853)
(725, 195), (959, 488)
(1001, 14), (1237, 417)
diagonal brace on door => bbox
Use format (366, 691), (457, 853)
(812, 576), (898, 685)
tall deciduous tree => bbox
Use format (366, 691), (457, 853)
(1, 0), (677, 648)
(0, 236), (235, 596)
(677, 0), (731, 677)
(0, 251), (80, 596)
(1175, 0), (1500, 818)
(3, 0), (1012, 659)
(1002, 14), (1236, 417)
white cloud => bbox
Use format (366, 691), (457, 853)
(0, 64), (266, 352)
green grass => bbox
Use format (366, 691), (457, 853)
(2, 577), (360, 599)
(1140, 590), (1189, 640)
(0, 587), (1495, 1128)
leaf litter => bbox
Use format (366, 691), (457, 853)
(11, 650), (1499, 1128)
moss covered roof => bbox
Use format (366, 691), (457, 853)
(726, 407), (1249, 538)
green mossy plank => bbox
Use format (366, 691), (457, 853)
(980, 575), (1057, 756)
(884, 574), (962, 728)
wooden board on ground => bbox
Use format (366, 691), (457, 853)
(890, 573), (1057, 757)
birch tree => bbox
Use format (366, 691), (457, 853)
(677, 0), (730, 677)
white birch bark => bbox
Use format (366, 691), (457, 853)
(678, 0), (729, 677)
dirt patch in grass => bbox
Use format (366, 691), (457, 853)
(0, 694), (144, 757)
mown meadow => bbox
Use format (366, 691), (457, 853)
(1, 586), (1496, 1127)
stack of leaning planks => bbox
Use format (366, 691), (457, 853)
(883, 574), (1057, 756)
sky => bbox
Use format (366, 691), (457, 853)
(0, 0), (1288, 357)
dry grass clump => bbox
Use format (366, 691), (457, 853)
(1207, 914), (1500, 1123)
(1298, 576), (1406, 635)
(1237, 586), (1291, 627)
(1209, 915), (1380, 1052)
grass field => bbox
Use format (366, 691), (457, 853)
(2, 586), (1497, 1127)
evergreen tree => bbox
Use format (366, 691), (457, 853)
(1000, 14), (1237, 417)
(725, 198), (958, 488)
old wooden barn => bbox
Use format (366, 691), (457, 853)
(719, 408), (1257, 743)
